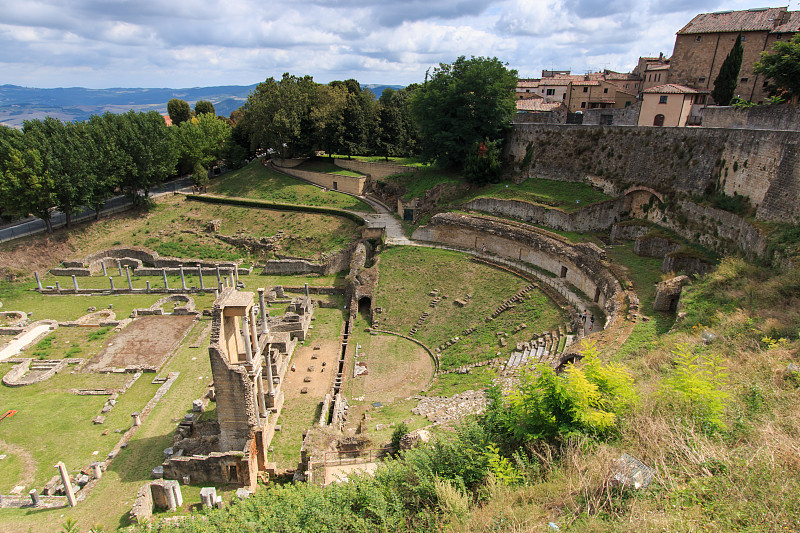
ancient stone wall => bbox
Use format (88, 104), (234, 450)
(582, 102), (641, 126)
(271, 163), (366, 195)
(507, 124), (800, 223)
(634, 235), (682, 258)
(333, 159), (416, 179)
(162, 451), (253, 487)
(465, 197), (625, 232)
(262, 244), (355, 275)
(703, 104), (800, 131)
(610, 221), (651, 243)
(208, 340), (256, 450)
(412, 213), (623, 324)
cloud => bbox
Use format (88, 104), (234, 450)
(0, 0), (767, 88)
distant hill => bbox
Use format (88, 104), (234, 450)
(0, 84), (258, 128)
(0, 82), (406, 128)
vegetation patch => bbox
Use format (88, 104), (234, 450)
(462, 177), (613, 212)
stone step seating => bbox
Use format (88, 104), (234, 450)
(29, 361), (62, 372)
(409, 311), (431, 337)
(505, 324), (576, 371)
(151, 376), (168, 385)
(490, 285), (535, 319)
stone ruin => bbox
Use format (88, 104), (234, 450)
(653, 275), (690, 312)
(158, 286), (314, 490)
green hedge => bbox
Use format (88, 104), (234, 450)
(185, 194), (366, 225)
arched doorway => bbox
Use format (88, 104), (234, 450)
(653, 114), (665, 127)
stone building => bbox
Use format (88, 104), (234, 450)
(668, 7), (800, 104)
(638, 84), (708, 127)
(161, 287), (313, 489)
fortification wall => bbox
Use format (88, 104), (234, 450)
(507, 124), (800, 224)
(582, 102), (641, 126)
(271, 164), (366, 195)
(703, 104), (800, 131)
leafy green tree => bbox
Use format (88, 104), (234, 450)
(464, 139), (502, 185)
(115, 111), (178, 203)
(755, 33), (800, 100)
(390, 421), (409, 454)
(86, 113), (126, 219)
(712, 34), (744, 106)
(0, 126), (57, 232)
(194, 100), (215, 116)
(410, 56), (517, 169)
(239, 73), (317, 159)
(311, 82), (348, 157)
(175, 113), (231, 179)
(167, 98), (192, 126)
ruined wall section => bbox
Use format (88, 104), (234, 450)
(412, 213), (623, 323)
(507, 124), (800, 223)
(465, 197), (625, 232)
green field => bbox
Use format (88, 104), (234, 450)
(208, 160), (372, 211)
(463, 177), (613, 212)
(373, 247), (566, 370)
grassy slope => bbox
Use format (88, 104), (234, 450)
(374, 247), (565, 370)
(461, 177), (613, 213)
(209, 160), (371, 211)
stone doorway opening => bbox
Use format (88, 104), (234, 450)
(358, 296), (371, 322)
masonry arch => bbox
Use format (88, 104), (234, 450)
(623, 186), (664, 218)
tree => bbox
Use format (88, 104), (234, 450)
(194, 100), (215, 116)
(754, 33), (800, 100)
(463, 139), (502, 185)
(176, 113), (231, 184)
(115, 111), (178, 202)
(410, 56), (517, 169)
(86, 113), (126, 219)
(712, 34), (744, 106)
(167, 98), (192, 126)
(0, 126), (58, 233)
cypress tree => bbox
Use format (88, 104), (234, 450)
(711, 34), (744, 106)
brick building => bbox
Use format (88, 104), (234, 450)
(668, 7), (800, 104)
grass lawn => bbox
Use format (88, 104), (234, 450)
(384, 167), (463, 202)
(295, 159), (364, 178)
(329, 155), (426, 167)
(374, 247), (566, 370)
(208, 161), (372, 212)
(462, 177), (613, 213)
(424, 366), (495, 397)
(606, 242), (676, 360)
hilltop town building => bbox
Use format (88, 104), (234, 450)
(668, 7), (799, 103)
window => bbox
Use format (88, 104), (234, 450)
(625, 101), (632, 107)
(659, 95), (668, 104)
(696, 94), (707, 104)
(603, 87), (609, 93)
(741, 35), (746, 42)
(625, 83), (629, 89)
(776, 33), (783, 40)
(740, 77), (749, 82)
(698, 77), (706, 83)
(581, 102), (586, 108)
(654, 114), (665, 126)
(546, 88), (555, 95)
(525, 89), (530, 92)
(763, 81), (770, 88)
(635, 83), (639, 89)
(562, 93), (566, 100)
(696, 35), (702, 42)
(583, 87), (589, 93)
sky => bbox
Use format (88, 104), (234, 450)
(1, 0), (798, 89)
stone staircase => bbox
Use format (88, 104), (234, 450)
(504, 326), (577, 372)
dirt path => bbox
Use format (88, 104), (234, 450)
(0, 439), (36, 492)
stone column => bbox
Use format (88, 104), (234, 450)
(131, 411), (141, 426)
(199, 487), (216, 509)
(34, 272), (42, 290)
(256, 373), (268, 417)
(304, 282), (310, 301)
(229, 273), (235, 288)
(126, 267), (133, 290)
(162, 269), (169, 289)
(213, 289), (219, 299)
(180, 265), (186, 290)
(55, 281), (61, 293)
(234, 265), (240, 286)
(72, 275), (79, 291)
(198, 266), (204, 289)
(171, 482), (183, 507)
(91, 462), (103, 480)
(101, 262), (107, 277)
(264, 348), (275, 395)
(29, 489), (40, 507)
(249, 307), (259, 355)
(164, 484), (177, 511)
(108, 277), (114, 291)
(258, 288), (269, 335)
(117, 259), (122, 277)
(146, 281), (151, 293)
(215, 265), (221, 286)
(55, 461), (76, 507)
(242, 316), (253, 364)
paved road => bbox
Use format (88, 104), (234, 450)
(0, 177), (192, 244)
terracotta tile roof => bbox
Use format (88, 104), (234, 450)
(677, 7), (792, 34)
(646, 64), (671, 71)
(516, 100), (564, 112)
(572, 81), (601, 86)
(774, 10), (800, 32)
(517, 80), (540, 88)
(643, 83), (708, 94)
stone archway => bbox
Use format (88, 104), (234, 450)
(623, 186), (664, 218)
(357, 296), (372, 322)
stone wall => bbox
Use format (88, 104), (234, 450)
(513, 108), (567, 124)
(703, 104), (800, 131)
(610, 221), (651, 243)
(465, 197), (624, 232)
(162, 450), (254, 487)
(634, 235), (682, 258)
(506, 124), (800, 224)
(262, 243), (355, 275)
(271, 162), (366, 195)
(333, 159), (416, 179)
(412, 213), (624, 324)
(582, 102), (641, 126)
